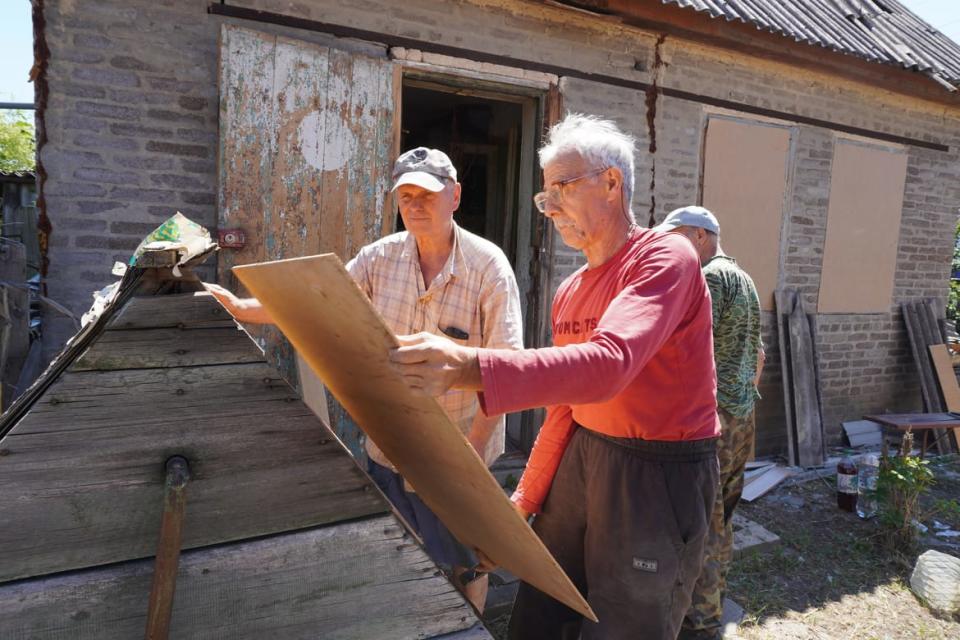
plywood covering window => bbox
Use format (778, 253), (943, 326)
(701, 117), (791, 311)
(818, 140), (907, 313)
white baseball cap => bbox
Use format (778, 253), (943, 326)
(654, 205), (720, 235)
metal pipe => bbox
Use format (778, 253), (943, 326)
(144, 456), (191, 640)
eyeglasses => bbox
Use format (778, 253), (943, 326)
(533, 167), (610, 213)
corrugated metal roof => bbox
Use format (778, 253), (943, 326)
(661, 0), (960, 90)
(0, 170), (36, 182)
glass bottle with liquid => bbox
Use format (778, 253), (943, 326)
(837, 452), (858, 512)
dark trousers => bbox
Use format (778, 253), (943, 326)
(509, 427), (719, 640)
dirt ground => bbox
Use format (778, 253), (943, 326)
(728, 456), (960, 639)
(486, 457), (960, 639)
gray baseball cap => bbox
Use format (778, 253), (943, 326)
(391, 147), (458, 192)
(654, 205), (720, 235)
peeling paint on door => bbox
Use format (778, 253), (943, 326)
(297, 110), (358, 172)
(218, 25), (399, 455)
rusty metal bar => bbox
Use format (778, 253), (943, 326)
(144, 456), (191, 640)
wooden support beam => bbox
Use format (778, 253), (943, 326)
(144, 456), (191, 640)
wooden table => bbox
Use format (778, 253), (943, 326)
(863, 413), (960, 457)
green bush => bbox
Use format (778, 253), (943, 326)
(0, 110), (36, 173)
(877, 431), (935, 552)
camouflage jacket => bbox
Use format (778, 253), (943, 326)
(703, 255), (762, 418)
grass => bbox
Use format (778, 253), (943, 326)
(728, 457), (960, 639)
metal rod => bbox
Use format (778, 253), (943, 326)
(0, 103), (35, 110)
(207, 2), (950, 152)
(144, 456), (191, 640)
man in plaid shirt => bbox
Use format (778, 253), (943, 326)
(208, 147), (523, 611)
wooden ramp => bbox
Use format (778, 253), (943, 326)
(0, 272), (490, 639)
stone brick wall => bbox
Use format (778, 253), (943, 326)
(39, 0), (960, 456)
(41, 0), (220, 319)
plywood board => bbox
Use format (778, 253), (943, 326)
(818, 140), (907, 313)
(741, 466), (792, 502)
(702, 117), (791, 311)
(233, 254), (594, 621)
(928, 344), (960, 450)
(0, 515), (487, 640)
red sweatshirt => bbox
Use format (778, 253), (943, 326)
(478, 226), (720, 514)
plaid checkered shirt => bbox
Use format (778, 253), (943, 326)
(346, 224), (524, 469)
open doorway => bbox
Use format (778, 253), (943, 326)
(400, 78), (543, 453)
(400, 83), (525, 263)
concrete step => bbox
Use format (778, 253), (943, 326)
(733, 513), (780, 557)
(721, 597), (745, 638)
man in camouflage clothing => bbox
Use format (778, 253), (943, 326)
(656, 206), (764, 639)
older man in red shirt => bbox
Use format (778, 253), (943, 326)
(391, 114), (720, 640)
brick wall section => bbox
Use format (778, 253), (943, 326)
(548, 77), (651, 296)
(40, 0), (379, 318)
(650, 94), (704, 220)
(42, 0), (220, 317)
(41, 0), (960, 456)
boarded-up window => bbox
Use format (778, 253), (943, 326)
(818, 140), (907, 313)
(701, 117), (791, 310)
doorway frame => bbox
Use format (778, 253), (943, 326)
(396, 63), (553, 453)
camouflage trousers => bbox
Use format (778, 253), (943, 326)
(678, 408), (755, 640)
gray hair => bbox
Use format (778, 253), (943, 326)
(538, 113), (636, 216)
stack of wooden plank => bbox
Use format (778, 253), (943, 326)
(775, 288), (825, 467)
(901, 299), (955, 454)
